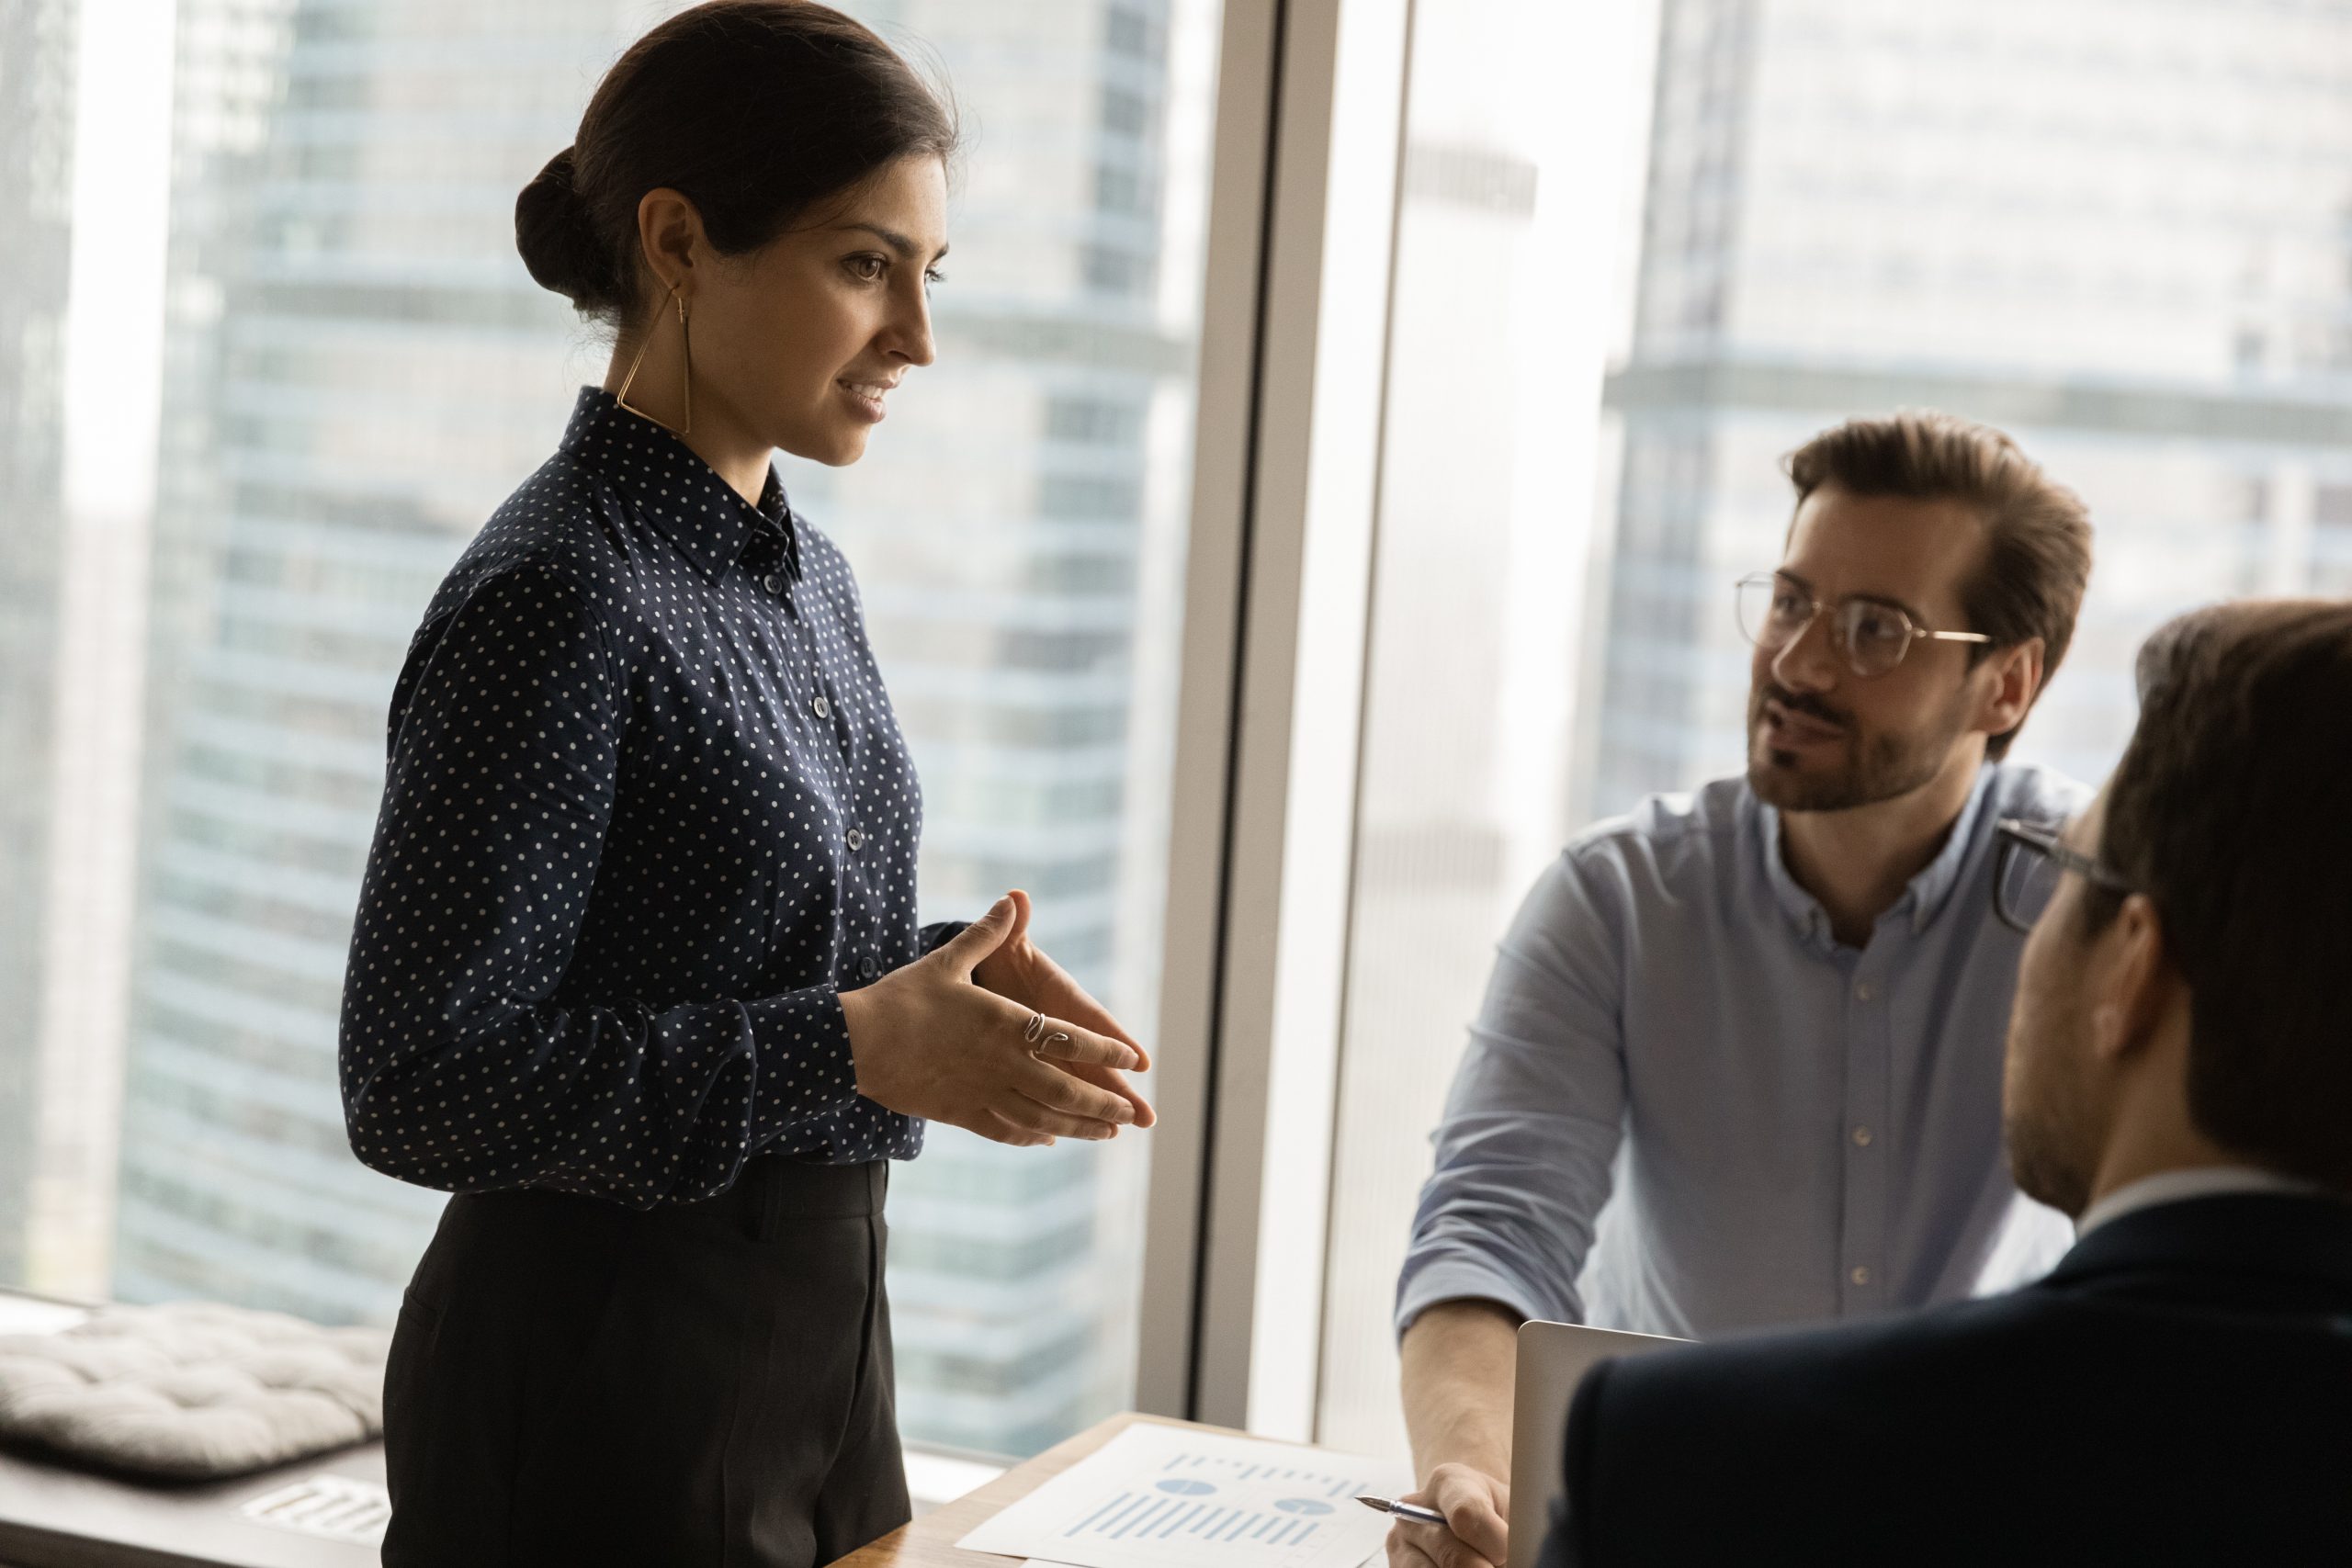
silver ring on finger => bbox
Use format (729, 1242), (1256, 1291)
(1022, 1010), (1047, 1044)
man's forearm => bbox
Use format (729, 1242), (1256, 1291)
(1399, 1298), (1521, 1486)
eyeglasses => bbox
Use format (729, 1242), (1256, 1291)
(1736, 571), (1990, 680)
(1993, 817), (2135, 934)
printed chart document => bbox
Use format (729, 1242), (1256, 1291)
(958, 1423), (1412, 1568)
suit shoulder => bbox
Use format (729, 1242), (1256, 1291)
(1582, 1292), (2042, 1440)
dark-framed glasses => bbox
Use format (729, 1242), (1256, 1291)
(1993, 817), (2135, 934)
(1735, 571), (1990, 680)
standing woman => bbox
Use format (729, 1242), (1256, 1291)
(338, 5), (1153, 1562)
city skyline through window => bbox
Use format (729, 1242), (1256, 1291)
(5, 0), (2348, 1471)
(0, 0), (1219, 1461)
(1318, 0), (2352, 1461)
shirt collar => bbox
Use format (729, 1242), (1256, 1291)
(1755, 762), (1997, 947)
(2075, 1165), (2331, 1239)
(558, 385), (800, 584)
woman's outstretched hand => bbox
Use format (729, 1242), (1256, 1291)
(971, 888), (1156, 1128)
(841, 894), (1148, 1146)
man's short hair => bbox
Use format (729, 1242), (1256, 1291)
(2095, 599), (2352, 1193)
(1785, 411), (2094, 759)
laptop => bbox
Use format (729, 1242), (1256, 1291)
(1506, 1320), (1687, 1568)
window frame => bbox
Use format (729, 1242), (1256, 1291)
(1136, 0), (1415, 1440)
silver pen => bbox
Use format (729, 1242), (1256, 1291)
(1357, 1495), (1449, 1528)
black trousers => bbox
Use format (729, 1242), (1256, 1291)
(381, 1160), (909, 1568)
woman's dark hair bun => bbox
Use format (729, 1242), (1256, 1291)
(515, 146), (621, 314)
(515, 1), (959, 331)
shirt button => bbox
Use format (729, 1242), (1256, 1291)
(845, 827), (865, 851)
(1850, 1265), (1871, 1286)
(813, 695), (831, 719)
(857, 955), (880, 980)
(1852, 1126), (1873, 1147)
(762, 573), (785, 594)
(1853, 980), (1875, 1002)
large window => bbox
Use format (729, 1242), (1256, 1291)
(10, 0), (2346, 1478)
(1310, 0), (1656, 1457)
(786, 0), (1220, 1459)
(1, 0), (1221, 1461)
(1577, 0), (2352, 821)
(1318, 0), (2352, 1456)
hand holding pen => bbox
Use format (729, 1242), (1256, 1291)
(1371, 1463), (1511, 1568)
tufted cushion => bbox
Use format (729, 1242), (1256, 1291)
(0, 1302), (389, 1481)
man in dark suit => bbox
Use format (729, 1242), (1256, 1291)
(1538, 598), (2352, 1566)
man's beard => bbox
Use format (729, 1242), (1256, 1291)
(2001, 896), (2111, 1220)
(1746, 681), (1967, 813)
(2003, 1010), (2101, 1219)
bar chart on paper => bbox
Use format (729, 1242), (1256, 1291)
(957, 1424), (1412, 1568)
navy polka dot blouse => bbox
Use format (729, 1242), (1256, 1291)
(338, 388), (957, 1207)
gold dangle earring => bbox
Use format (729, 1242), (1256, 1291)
(615, 281), (693, 434)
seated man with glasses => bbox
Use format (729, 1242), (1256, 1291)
(1537, 600), (2352, 1563)
(1389, 412), (2094, 1568)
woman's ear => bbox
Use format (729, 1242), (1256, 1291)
(633, 186), (707, 298)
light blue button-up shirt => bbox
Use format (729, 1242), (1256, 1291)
(1396, 762), (2088, 1341)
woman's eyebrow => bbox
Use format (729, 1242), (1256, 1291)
(832, 221), (949, 262)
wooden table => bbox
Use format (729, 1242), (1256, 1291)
(833, 1414), (1244, 1568)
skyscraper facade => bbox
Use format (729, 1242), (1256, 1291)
(0, 0), (80, 1288)
(114, 0), (1205, 1457)
(118, 0), (572, 1324)
(1579, 0), (2352, 822)
(782, 0), (1197, 1456)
